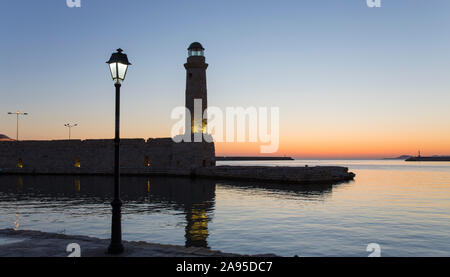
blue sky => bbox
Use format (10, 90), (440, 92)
(1, 0), (449, 157)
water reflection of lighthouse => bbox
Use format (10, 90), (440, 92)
(143, 177), (215, 248)
(185, 200), (211, 248)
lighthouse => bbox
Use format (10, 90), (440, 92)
(185, 42), (208, 139)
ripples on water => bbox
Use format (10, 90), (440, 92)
(0, 160), (449, 257)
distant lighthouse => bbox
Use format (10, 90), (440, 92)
(185, 42), (208, 138)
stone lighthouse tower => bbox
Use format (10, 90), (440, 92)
(185, 42), (208, 137)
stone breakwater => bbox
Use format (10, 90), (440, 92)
(0, 140), (355, 184)
(196, 166), (355, 184)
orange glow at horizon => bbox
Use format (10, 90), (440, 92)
(215, 133), (450, 159)
(5, 110), (450, 159)
(7, 127), (450, 159)
(9, 129), (450, 159)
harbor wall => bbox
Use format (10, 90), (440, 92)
(0, 139), (216, 175)
(0, 140), (355, 184)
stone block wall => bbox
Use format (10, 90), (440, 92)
(0, 138), (216, 175)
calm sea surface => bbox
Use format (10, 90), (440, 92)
(1, 160), (450, 257)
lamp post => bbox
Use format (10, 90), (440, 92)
(7, 111), (28, 141)
(64, 123), (78, 140)
(106, 48), (131, 255)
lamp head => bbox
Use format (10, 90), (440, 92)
(107, 48), (131, 84)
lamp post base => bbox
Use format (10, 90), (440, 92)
(108, 198), (124, 255)
(107, 242), (124, 255)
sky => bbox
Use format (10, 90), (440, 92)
(0, 0), (449, 158)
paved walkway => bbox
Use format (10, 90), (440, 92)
(0, 229), (268, 257)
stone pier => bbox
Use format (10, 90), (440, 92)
(196, 166), (355, 184)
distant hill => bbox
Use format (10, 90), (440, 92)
(383, 155), (412, 160)
(0, 134), (14, 141)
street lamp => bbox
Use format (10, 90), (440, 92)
(106, 48), (131, 255)
(64, 123), (78, 140)
(7, 111), (28, 141)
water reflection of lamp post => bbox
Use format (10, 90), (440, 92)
(64, 123), (78, 140)
(7, 111), (28, 141)
(106, 48), (131, 255)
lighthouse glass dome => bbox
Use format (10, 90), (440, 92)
(188, 42), (205, 57)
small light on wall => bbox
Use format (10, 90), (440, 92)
(74, 157), (81, 168)
(144, 156), (151, 167)
(17, 158), (23, 168)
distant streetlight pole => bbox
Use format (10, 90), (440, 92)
(64, 123), (78, 140)
(7, 111), (28, 141)
(106, 48), (131, 255)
